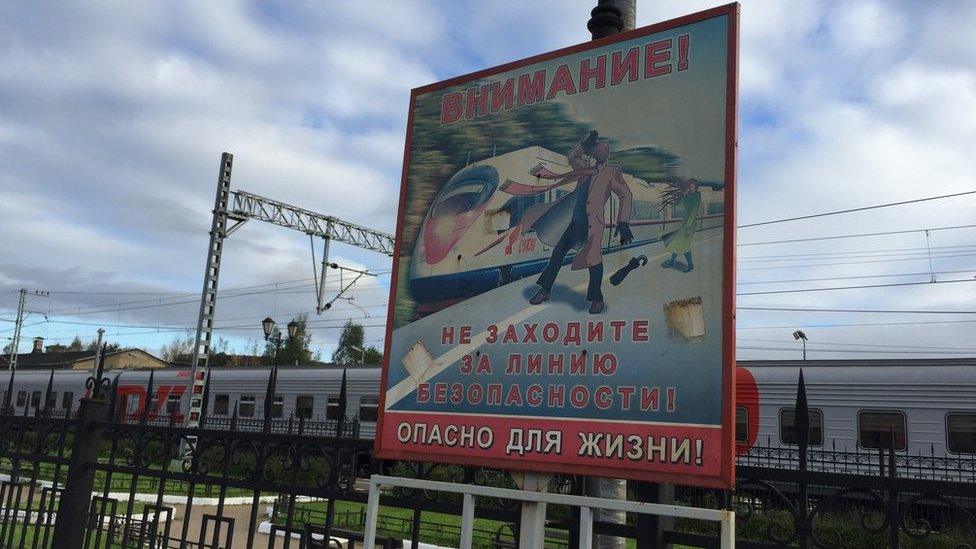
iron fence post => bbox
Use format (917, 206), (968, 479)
(795, 370), (810, 549)
(51, 397), (107, 549)
(887, 439), (900, 549)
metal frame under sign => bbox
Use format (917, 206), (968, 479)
(364, 475), (735, 549)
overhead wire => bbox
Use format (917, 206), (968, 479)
(738, 251), (976, 271)
(738, 189), (976, 229)
(735, 346), (973, 356)
(739, 306), (976, 314)
(737, 337), (976, 353)
(738, 319), (976, 330)
(737, 268), (976, 286)
(739, 223), (976, 247)
(736, 277), (976, 296)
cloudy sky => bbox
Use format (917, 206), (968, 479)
(1, 0), (974, 361)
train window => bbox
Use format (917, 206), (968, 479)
(16, 391), (26, 407)
(46, 391), (57, 409)
(166, 394), (181, 414)
(858, 410), (907, 450)
(433, 165), (498, 215)
(779, 408), (824, 446)
(239, 394), (255, 418)
(707, 201), (725, 215)
(326, 396), (342, 420)
(359, 397), (379, 422)
(735, 407), (748, 442)
(214, 394), (230, 416)
(31, 391), (41, 409)
(296, 395), (314, 419)
(271, 395), (284, 418)
(62, 392), (74, 411)
(946, 413), (976, 454)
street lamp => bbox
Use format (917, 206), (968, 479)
(263, 317), (301, 366)
(262, 317), (276, 339)
(792, 330), (808, 360)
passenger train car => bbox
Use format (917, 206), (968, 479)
(408, 146), (725, 312)
(3, 366), (383, 440)
(735, 359), (976, 459)
(5, 359), (975, 467)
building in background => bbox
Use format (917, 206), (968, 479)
(1, 337), (168, 370)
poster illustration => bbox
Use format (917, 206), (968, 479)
(377, 4), (738, 488)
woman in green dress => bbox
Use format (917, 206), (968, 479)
(659, 178), (701, 273)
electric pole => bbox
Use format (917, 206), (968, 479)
(6, 288), (50, 371)
(6, 289), (26, 371)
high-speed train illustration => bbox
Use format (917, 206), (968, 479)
(408, 146), (725, 312)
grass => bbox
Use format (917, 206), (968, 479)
(2, 459), (257, 498)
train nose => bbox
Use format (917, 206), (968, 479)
(419, 164), (499, 266)
(422, 200), (480, 265)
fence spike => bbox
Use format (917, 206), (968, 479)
(141, 370), (155, 424)
(43, 369), (55, 418)
(107, 374), (121, 421)
(336, 368), (348, 438)
(262, 365), (278, 434)
(2, 367), (15, 415)
(794, 369), (810, 467)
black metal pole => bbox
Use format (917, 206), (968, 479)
(588, 0), (627, 40)
(586, 4), (644, 549)
(51, 398), (107, 548)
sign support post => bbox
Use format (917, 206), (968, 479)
(512, 471), (552, 548)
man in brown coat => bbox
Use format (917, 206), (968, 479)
(529, 131), (634, 314)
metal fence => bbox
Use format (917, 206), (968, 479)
(739, 440), (976, 483)
(0, 362), (973, 548)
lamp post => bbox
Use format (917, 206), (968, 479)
(793, 330), (808, 360)
(263, 317), (300, 366)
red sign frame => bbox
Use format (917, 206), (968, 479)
(376, 3), (739, 489)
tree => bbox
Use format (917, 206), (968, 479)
(332, 320), (383, 364)
(364, 347), (383, 364)
(161, 332), (195, 364)
(208, 336), (233, 367)
(263, 313), (316, 365)
(67, 336), (84, 351)
(86, 340), (120, 353)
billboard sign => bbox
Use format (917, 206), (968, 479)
(377, 4), (738, 488)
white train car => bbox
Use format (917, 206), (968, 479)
(737, 359), (976, 460)
(1, 366), (382, 439)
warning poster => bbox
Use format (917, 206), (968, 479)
(377, 4), (738, 488)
